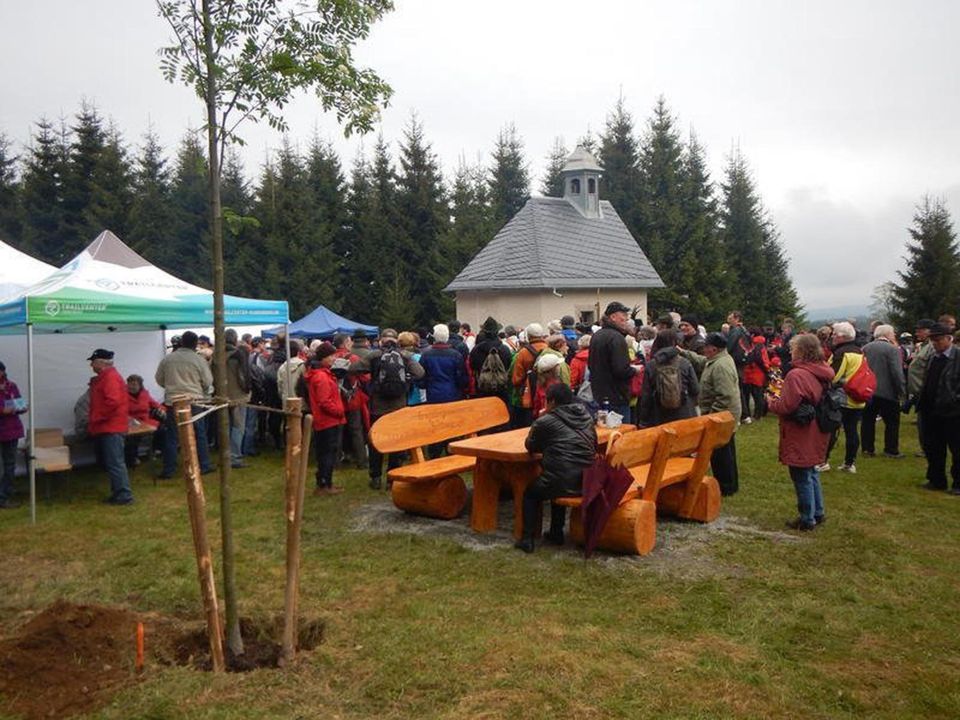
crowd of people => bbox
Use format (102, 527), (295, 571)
(2, 304), (957, 551)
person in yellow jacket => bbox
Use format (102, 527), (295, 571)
(820, 321), (866, 474)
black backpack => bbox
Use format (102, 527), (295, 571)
(792, 375), (843, 433)
(376, 348), (408, 399)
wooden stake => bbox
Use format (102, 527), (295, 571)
(280, 398), (303, 666)
(135, 622), (144, 675)
(174, 400), (226, 673)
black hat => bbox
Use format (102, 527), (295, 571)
(916, 318), (935, 330)
(680, 315), (699, 327)
(560, 315), (575, 327)
(604, 301), (631, 316)
(704, 332), (727, 349)
(928, 322), (952, 338)
(351, 328), (368, 340)
(87, 348), (114, 361)
(481, 316), (500, 334)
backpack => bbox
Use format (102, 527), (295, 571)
(816, 386), (846, 433)
(654, 356), (683, 410)
(477, 347), (508, 394)
(730, 330), (751, 367)
(376, 348), (408, 399)
(844, 357), (877, 403)
(248, 359), (266, 401)
(518, 344), (539, 409)
(231, 347), (251, 393)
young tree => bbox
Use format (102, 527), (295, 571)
(157, 0), (393, 657)
(891, 196), (960, 328)
(488, 123), (529, 230)
(540, 136), (568, 198)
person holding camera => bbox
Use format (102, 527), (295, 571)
(766, 334), (835, 531)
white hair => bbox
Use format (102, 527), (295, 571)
(432, 324), (450, 343)
(832, 321), (856, 341)
(873, 324), (895, 341)
(578, 334), (591, 348)
(525, 323), (545, 339)
(536, 352), (562, 373)
(547, 319), (563, 334)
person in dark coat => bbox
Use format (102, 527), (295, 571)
(515, 384), (597, 553)
(638, 330), (699, 427)
(447, 320), (470, 360)
(917, 323), (960, 494)
(766, 334), (835, 530)
(0, 361), (26, 509)
(587, 301), (640, 419)
(468, 316), (513, 404)
(420, 324), (468, 404)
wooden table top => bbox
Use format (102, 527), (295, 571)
(448, 424), (635, 462)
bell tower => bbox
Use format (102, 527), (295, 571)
(561, 146), (603, 218)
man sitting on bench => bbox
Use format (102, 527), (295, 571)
(515, 384), (597, 553)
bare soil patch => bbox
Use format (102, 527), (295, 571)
(0, 600), (324, 719)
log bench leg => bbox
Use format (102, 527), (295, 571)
(657, 476), (721, 522)
(391, 475), (468, 520)
(507, 461), (540, 540)
(569, 499), (657, 555)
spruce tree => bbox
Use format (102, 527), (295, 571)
(20, 118), (69, 264)
(396, 116), (449, 325)
(670, 131), (729, 324)
(891, 196), (960, 328)
(303, 136), (346, 312)
(128, 128), (175, 265)
(598, 98), (642, 237)
(540, 137), (568, 197)
(488, 123), (529, 230)
(220, 149), (261, 299)
(0, 134), (22, 244)
(340, 152), (380, 322)
(637, 96), (686, 301)
(168, 132), (210, 285)
(84, 123), (133, 240)
(720, 147), (800, 322)
(62, 104), (108, 255)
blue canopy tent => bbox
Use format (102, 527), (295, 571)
(263, 305), (378, 339)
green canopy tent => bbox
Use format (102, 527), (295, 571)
(0, 230), (290, 522)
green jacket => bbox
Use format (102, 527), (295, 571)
(908, 340), (934, 397)
(683, 348), (742, 422)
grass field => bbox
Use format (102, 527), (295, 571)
(2, 416), (960, 719)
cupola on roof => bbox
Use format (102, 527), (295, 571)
(561, 146), (603, 174)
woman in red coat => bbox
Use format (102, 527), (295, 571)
(741, 334), (771, 423)
(125, 374), (165, 468)
(767, 334), (835, 531)
(305, 342), (346, 495)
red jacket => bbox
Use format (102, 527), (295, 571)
(570, 349), (589, 390)
(128, 388), (162, 429)
(305, 366), (346, 431)
(89, 366), (129, 436)
(334, 348), (369, 413)
(743, 336), (771, 387)
(767, 360), (835, 467)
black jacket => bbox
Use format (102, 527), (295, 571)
(918, 346), (960, 418)
(525, 403), (597, 495)
(468, 333), (513, 399)
(587, 319), (634, 406)
(638, 347), (700, 427)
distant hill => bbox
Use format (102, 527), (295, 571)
(804, 304), (872, 327)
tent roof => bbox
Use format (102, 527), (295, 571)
(0, 230), (289, 333)
(262, 305), (378, 339)
(0, 238), (57, 300)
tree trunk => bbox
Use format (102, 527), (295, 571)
(202, 0), (243, 657)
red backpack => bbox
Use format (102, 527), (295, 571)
(844, 356), (876, 403)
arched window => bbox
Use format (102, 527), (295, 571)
(570, 178), (580, 194)
(588, 178), (596, 194)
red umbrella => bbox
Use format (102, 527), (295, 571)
(581, 449), (635, 558)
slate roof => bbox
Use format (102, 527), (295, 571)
(444, 197), (665, 291)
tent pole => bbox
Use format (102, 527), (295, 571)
(26, 322), (35, 525)
(284, 325), (292, 398)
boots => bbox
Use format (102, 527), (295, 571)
(513, 536), (535, 553)
(543, 504), (567, 545)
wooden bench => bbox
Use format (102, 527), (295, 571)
(368, 397), (510, 519)
(557, 411), (736, 555)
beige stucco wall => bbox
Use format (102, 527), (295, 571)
(453, 288), (649, 331)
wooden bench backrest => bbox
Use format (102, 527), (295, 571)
(369, 397), (510, 454)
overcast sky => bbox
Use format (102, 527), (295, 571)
(2, 0), (958, 313)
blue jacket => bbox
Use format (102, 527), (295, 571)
(420, 343), (467, 403)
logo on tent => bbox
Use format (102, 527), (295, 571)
(96, 278), (120, 291)
(44, 300), (61, 317)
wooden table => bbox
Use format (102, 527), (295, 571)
(449, 424), (635, 539)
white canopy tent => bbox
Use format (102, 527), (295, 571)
(0, 231), (290, 523)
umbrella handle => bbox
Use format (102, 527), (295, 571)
(605, 431), (622, 458)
